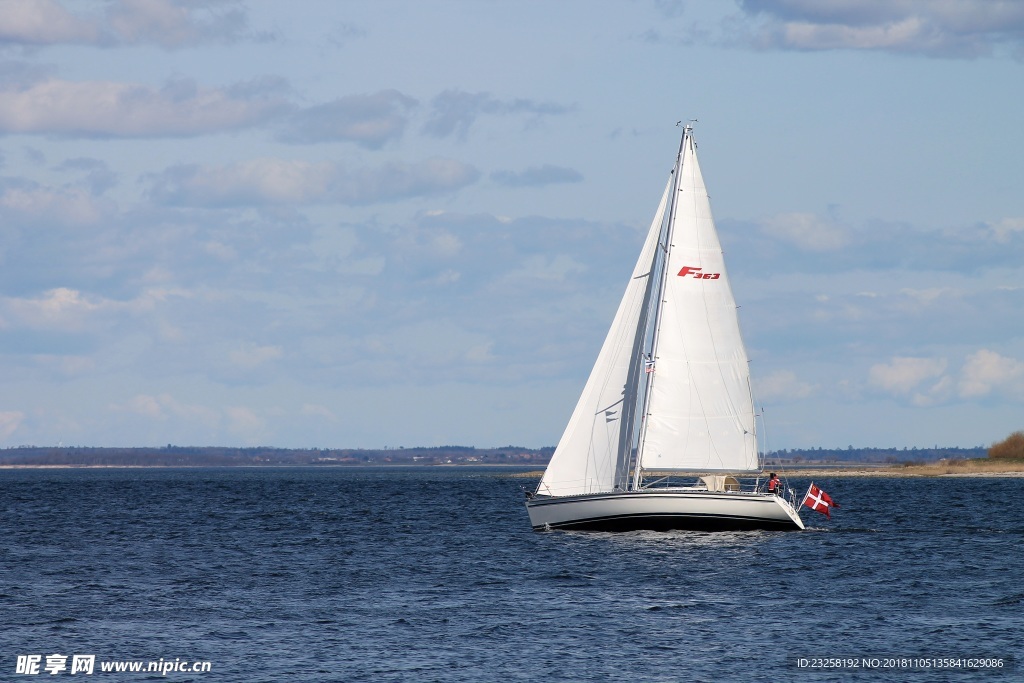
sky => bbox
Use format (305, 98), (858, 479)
(1, 0), (1022, 451)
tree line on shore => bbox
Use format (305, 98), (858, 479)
(0, 445), (553, 467)
(764, 445), (988, 464)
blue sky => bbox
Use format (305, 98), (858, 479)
(1, 0), (1022, 450)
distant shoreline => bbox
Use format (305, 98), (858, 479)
(0, 445), (992, 469)
(4, 461), (1023, 477)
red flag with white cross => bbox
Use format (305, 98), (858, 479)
(801, 483), (839, 519)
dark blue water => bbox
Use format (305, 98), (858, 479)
(1, 468), (1021, 681)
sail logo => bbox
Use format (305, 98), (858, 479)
(678, 266), (720, 280)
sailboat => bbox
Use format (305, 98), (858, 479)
(525, 124), (804, 531)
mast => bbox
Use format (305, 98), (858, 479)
(613, 239), (660, 490)
(630, 125), (689, 490)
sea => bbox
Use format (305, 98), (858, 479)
(1, 467), (1021, 682)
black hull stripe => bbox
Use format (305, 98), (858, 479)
(531, 512), (800, 533)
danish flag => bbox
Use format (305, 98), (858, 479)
(801, 483), (839, 519)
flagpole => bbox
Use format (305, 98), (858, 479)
(797, 482), (813, 512)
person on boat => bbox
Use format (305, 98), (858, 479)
(767, 473), (780, 495)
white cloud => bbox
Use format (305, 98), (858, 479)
(430, 269), (461, 285)
(990, 217), (1024, 243)
(107, 0), (248, 48)
(506, 254), (588, 283)
(325, 21), (365, 48)
(55, 157), (118, 195)
(867, 351), (1024, 406)
(279, 90), (417, 148)
(0, 410), (25, 441)
(756, 369), (815, 402)
(738, 0), (1024, 58)
(3, 287), (100, 331)
(301, 403), (337, 420)
(897, 287), (951, 307)
(0, 287), (171, 333)
(958, 349), (1024, 400)
(31, 354), (97, 377)
(428, 233), (462, 258)
(0, 0), (100, 45)
(911, 374), (954, 407)
(228, 344), (283, 369)
(869, 356), (947, 394)
(0, 77), (286, 137)
(350, 320), (503, 382)
(122, 393), (163, 418)
(775, 16), (933, 51)
(759, 212), (848, 251)
(333, 158), (481, 205)
(203, 241), (238, 262)
(491, 164), (584, 188)
(423, 89), (572, 140)
(114, 393), (220, 426)
(225, 405), (264, 440)
(0, 0), (249, 48)
(0, 182), (110, 225)
(151, 159), (335, 205)
(466, 340), (495, 363)
(149, 157), (480, 206)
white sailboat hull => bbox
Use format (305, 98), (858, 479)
(526, 489), (805, 531)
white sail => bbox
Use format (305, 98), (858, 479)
(537, 179), (671, 496)
(638, 130), (758, 472)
